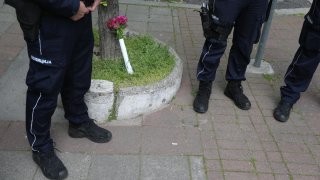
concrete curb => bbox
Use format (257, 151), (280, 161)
(116, 46), (183, 120)
(86, 36), (183, 122)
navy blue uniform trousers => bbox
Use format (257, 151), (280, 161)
(25, 14), (94, 152)
(197, 0), (268, 82)
(281, 0), (320, 105)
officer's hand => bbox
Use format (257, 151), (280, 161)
(70, 1), (89, 21)
(88, 0), (101, 12)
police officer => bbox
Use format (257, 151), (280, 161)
(274, 0), (320, 122)
(8, 0), (112, 179)
(194, 0), (268, 113)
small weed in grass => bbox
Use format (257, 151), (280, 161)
(92, 35), (175, 89)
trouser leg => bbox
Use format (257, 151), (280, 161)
(197, 0), (244, 81)
(281, 22), (320, 104)
(196, 38), (227, 81)
(25, 55), (65, 152)
(226, 0), (268, 81)
(25, 15), (70, 152)
(61, 14), (94, 124)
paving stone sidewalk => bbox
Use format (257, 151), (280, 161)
(0, 1), (320, 180)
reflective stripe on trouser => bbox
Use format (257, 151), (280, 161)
(25, 14), (94, 152)
(197, 0), (268, 82)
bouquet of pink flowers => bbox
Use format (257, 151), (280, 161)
(107, 15), (128, 39)
(106, 15), (133, 74)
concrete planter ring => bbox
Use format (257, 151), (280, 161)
(85, 38), (183, 122)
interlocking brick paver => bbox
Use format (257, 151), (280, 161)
(213, 114), (238, 124)
(287, 163), (320, 176)
(270, 162), (289, 174)
(250, 115), (267, 125)
(291, 175), (320, 180)
(217, 139), (248, 150)
(5, 22), (22, 34)
(282, 152), (316, 164)
(222, 160), (255, 172)
(247, 141), (264, 151)
(237, 115), (252, 124)
(0, 33), (24, 47)
(150, 7), (172, 16)
(220, 149), (253, 161)
(200, 130), (217, 148)
(255, 161), (273, 173)
(0, 59), (11, 76)
(215, 129), (245, 141)
(224, 172), (258, 180)
(205, 160), (222, 172)
(258, 173), (275, 180)
(0, 122), (29, 151)
(88, 155), (140, 180)
(0, 151), (37, 180)
(277, 141), (310, 153)
(239, 123), (256, 132)
(189, 156), (206, 180)
(142, 106), (183, 127)
(274, 174), (291, 180)
(0, 121), (9, 139)
(141, 126), (201, 155)
(141, 155), (190, 180)
(204, 148), (220, 160)
(207, 171), (225, 180)
(0, 21), (11, 35)
(266, 151), (283, 162)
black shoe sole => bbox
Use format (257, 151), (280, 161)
(193, 106), (207, 113)
(68, 128), (112, 143)
(193, 97), (208, 113)
(273, 110), (289, 123)
(224, 89), (251, 110)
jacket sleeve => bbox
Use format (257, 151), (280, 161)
(32, 0), (80, 17)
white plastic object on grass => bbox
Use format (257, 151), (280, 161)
(119, 38), (133, 74)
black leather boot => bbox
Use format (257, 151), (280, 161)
(224, 81), (251, 110)
(69, 119), (112, 143)
(33, 150), (68, 180)
(193, 81), (212, 113)
(273, 100), (292, 122)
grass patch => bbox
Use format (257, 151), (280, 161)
(92, 35), (175, 89)
(263, 74), (280, 83)
(93, 28), (100, 47)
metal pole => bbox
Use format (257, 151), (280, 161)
(254, 0), (278, 67)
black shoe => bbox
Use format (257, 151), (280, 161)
(32, 150), (68, 180)
(193, 81), (212, 113)
(224, 81), (251, 110)
(273, 100), (292, 122)
(68, 119), (112, 143)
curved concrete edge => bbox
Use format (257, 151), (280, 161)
(116, 46), (183, 120)
(85, 80), (114, 122)
(84, 34), (183, 122)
